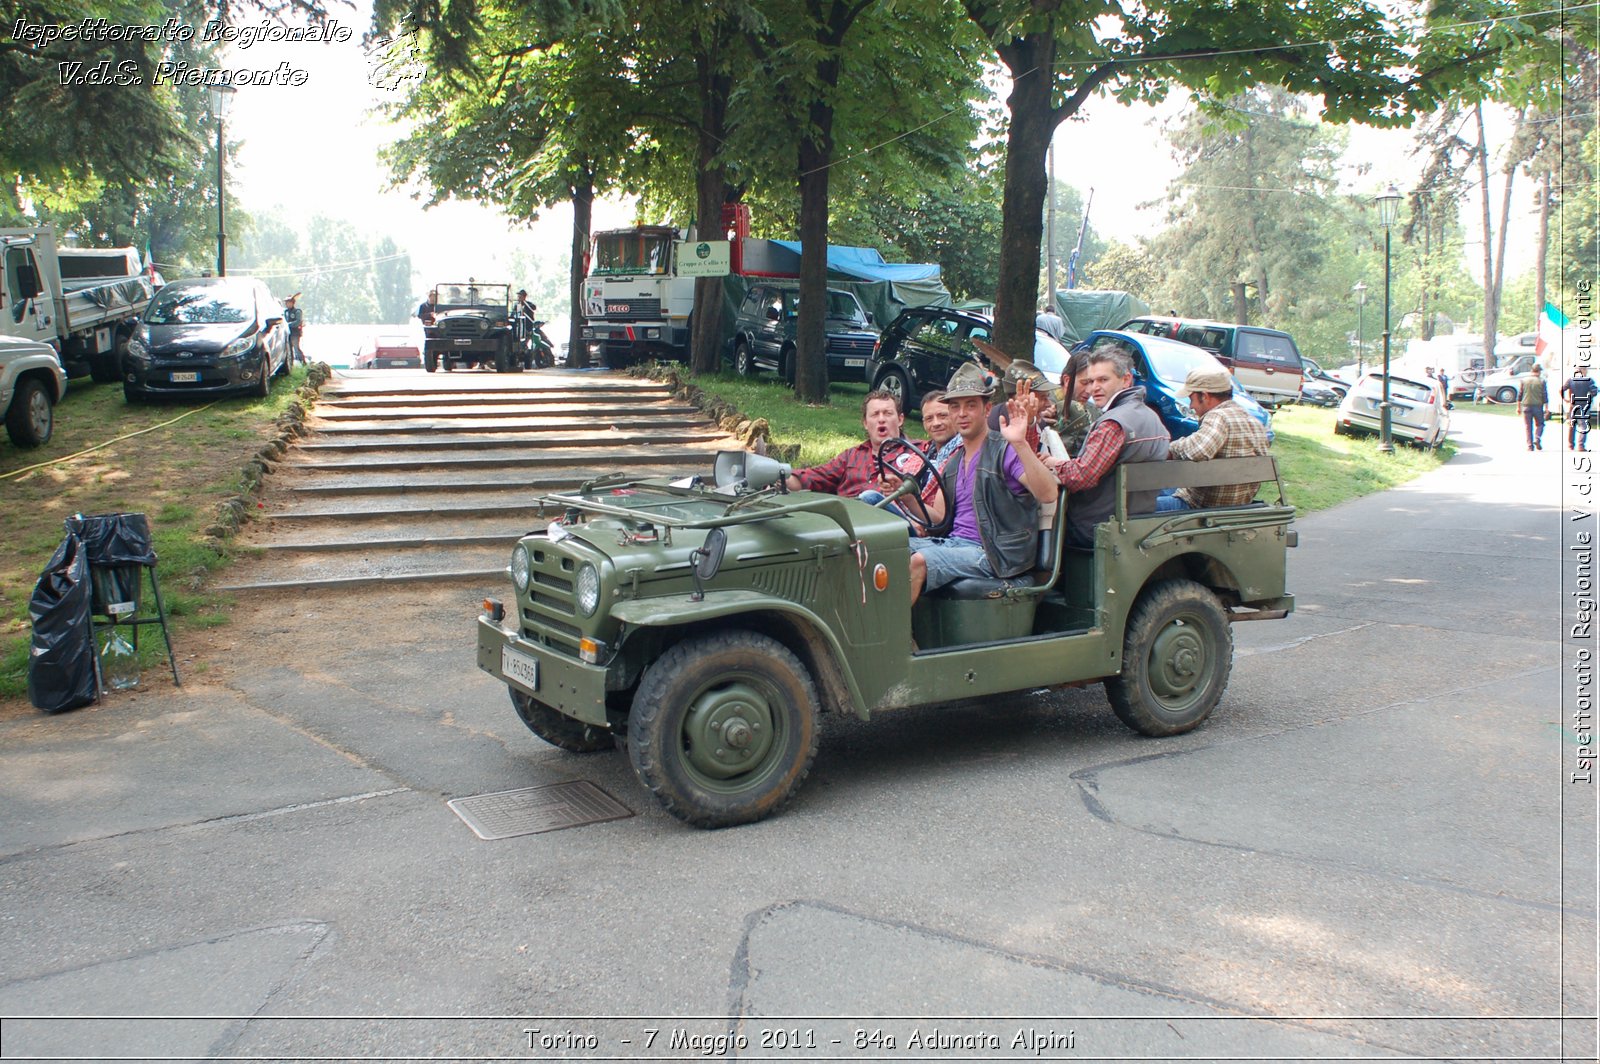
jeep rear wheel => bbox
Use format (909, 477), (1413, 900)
(1105, 578), (1232, 737)
(628, 630), (819, 828)
(510, 689), (614, 753)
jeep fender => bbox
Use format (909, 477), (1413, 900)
(609, 590), (868, 719)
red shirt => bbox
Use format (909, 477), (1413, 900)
(1051, 420), (1125, 492)
(794, 441), (883, 496)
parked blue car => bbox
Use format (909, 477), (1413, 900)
(1072, 329), (1273, 442)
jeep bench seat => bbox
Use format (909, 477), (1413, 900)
(915, 457), (1289, 649)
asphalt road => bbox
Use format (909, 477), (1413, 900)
(0, 394), (1593, 1064)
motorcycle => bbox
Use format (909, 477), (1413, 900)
(515, 305), (556, 369)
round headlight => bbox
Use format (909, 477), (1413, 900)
(510, 544), (530, 590)
(575, 563), (600, 617)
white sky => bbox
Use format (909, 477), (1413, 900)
(219, 2), (1535, 305)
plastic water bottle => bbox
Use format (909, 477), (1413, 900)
(100, 629), (139, 691)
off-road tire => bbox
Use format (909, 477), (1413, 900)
(734, 340), (754, 377)
(424, 349), (438, 372)
(510, 689), (614, 753)
(780, 344), (797, 385)
(629, 630), (820, 828)
(1105, 578), (1232, 737)
(494, 344), (511, 373)
(5, 377), (53, 447)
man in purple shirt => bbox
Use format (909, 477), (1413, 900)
(894, 363), (1058, 605)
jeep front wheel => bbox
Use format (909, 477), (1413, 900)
(1105, 578), (1232, 737)
(424, 349), (438, 372)
(6, 377), (53, 447)
(510, 689), (614, 753)
(628, 630), (820, 828)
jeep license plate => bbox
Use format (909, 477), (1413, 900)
(454, 338), (472, 345)
(502, 645), (539, 692)
(170, 372), (199, 383)
(843, 358), (865, 368)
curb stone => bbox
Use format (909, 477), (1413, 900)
(205, 364), (331, 544)
(628, 361), (798, 463)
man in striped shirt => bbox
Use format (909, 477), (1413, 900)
(1155, 367), (1271, 511)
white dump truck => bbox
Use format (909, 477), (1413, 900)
(0, 227), (154, 382)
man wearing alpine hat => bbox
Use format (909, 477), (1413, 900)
(897, 362), (1058, 606)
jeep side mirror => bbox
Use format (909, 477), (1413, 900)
(766, 307), (780, 321)
(689, 527), (727, 601)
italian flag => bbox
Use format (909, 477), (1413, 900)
(1536, 302), (1569, 362)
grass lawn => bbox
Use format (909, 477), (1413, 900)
(688, 372), (1454, 514)
(0, 367), (314, 699)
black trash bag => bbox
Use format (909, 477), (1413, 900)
(65, 513), (155, 617)
(65, 512), (156, 566)
(27, 533), (99, 714)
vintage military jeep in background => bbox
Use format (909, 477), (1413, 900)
(422, 280), (518, 373)
(477, 450), (1296, 828)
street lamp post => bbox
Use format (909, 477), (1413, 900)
(1376, 185), (1401, 454)
(207, 84), (236, 277)
(1352, 281), (1368, 376)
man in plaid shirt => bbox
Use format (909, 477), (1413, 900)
(1155, 367), (1270, 511)
(785, 391), (913, 496)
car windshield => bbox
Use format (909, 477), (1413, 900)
(1139, 336), (1226, 385)
(145, 286), (252, 326)
(590, 230), (673, 276)
(824, 292), (865, 322)
(435, 283), (508, 308)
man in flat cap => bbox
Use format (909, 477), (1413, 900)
(1156, 366), (1271, 511)
(899, 362), (1058, 606)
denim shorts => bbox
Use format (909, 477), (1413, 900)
(908, 535), (994, 591)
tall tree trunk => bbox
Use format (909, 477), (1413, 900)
(690, 61), (733, 375)
(795, 117), (834, 403)
(1474, 103), (1498, 367)
(993, 32), (1057, 361)
(567, 172), (593, 370)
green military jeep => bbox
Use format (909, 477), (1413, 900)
(477, 451), (1295, 828)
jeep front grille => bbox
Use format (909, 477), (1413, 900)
(441, 318), (485, 338)
(521, 548), (582, 657)
(826, 335), (875, 357)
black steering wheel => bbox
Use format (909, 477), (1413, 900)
(873, 437), (952, 537)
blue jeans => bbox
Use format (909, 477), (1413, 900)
(1154, 489), (1191, 512)
(907, 535), (994, 591)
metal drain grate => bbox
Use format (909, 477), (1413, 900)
(448, 781), (633, 839)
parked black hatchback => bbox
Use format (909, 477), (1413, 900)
(728, 283), (877, 382)
(124, 277), (292, 402)
(866, 305), (1071, 413)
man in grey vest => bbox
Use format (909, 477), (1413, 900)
(1043, 339), (1171, 547)
(899, 363), (1059, 606)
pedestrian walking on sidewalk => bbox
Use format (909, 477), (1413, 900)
(1518, 364), (1549, 451)
(1562, 366), (1595, 451)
